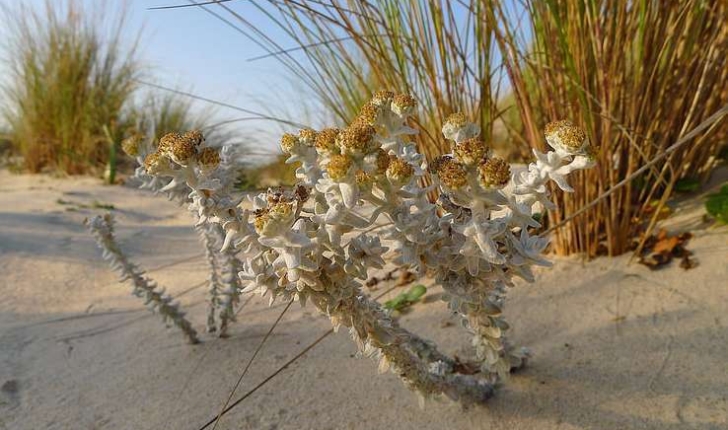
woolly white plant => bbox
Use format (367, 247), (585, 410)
(85, 213), (199, 344)
(119, 91), (594, 404)
(120, 133), (243, 336)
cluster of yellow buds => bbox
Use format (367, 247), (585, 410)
(543, 120), (590, 156)
(280, 91), (419, 199)
(253, 200), (295, 236)
(432, 115), (510, 192)
(133, 130), (220, 175)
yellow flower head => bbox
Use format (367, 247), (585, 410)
(182, 129), (204, 146)
(315, 127), (340, 155)
(298, 128), (318, 147)
(477, 157), (510, 189)
(442, 112), (480, 143)
(170, 137), (198, 165)
(327, 153), (353, 181)
(337, 123), (377, 156)
(253, 201), (294, 236)
(453, 137), (488, 166)
(391, 93), (416, 117)
(436, 157), (468, 189)
(544, 120), (588, 155)
(144, 152), (170, 175)
(371, 90), (394, 107)
(355, 102), (383, 127)
(157, 132), (179, 153)
(386, 156), (414, 186)
(444, 112), (468, 129)
(280, 133), (299, 154)
(159, 132), (198, 165)
(355, 170), (374, 189)
(121, 134), (143, 157)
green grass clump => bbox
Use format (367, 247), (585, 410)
(1, 1), (140, 174)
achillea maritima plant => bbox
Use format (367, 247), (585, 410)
(114, 132), (245, 337)
(92, 91), (593, 404)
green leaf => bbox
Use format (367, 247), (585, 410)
(705, 183), (728, 224)
(384, 285), (428, 311)
(405, 285), (427, 301)
(383, 295), (407, 311)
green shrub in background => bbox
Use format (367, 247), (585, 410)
(1, 0), (139, 174)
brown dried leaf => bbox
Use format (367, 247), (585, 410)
(653, 236), (680, 254)
(680, 255), (698, 270)
(639, 252), (672, 270)
(452, 356), (480, 375)
(396, 270), (416, 286)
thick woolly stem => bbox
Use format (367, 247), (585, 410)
(86, 214), (199, 344)
(216, 237), (242, 337)
(199, 224), (222, 333)
(440, 274), (528, 379)
(308, 287), (495, 405)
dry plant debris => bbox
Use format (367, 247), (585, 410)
(637, 229), (697, 270)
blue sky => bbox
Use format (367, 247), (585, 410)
(1, 0), (306, 154)
(1, 0), (529, 155)
(132, 1), (299, 118)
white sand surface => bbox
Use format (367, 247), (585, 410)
(1, 168), (727, 430)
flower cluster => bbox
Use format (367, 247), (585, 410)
(120, 131), (244, 337)
(117, 91), (594, 404)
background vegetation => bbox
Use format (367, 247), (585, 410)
(232, 0), (728, 256)
(0, 1), (227, 177)
(1, 1), (139, 174)
(492, 0), (728, 255)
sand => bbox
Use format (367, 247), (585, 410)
(1, 168), (727, 430)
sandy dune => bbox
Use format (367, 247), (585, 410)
(1, 168), (727, 430)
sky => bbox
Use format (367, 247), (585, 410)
(0, 0), (529, 156)
(0, 0), (306, 155)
